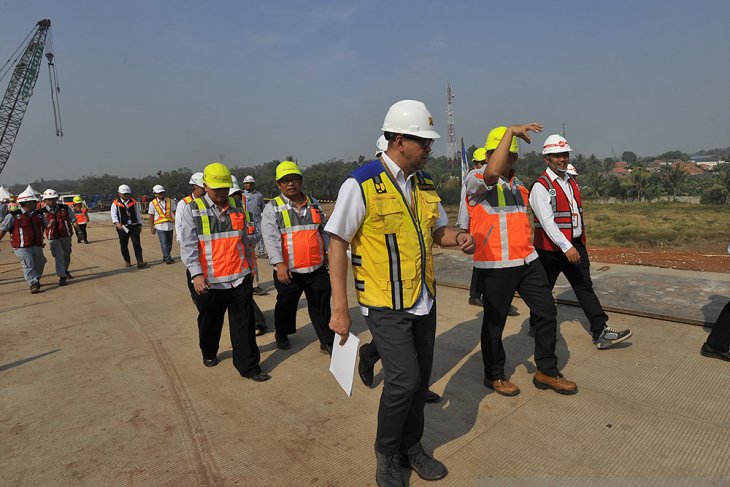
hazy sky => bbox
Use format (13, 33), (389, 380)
(1, 0), (729, 184)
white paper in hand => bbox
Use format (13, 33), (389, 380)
(329, 334), (360, 397)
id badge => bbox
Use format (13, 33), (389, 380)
(572, 213), (579, 227)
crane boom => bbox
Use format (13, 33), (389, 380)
(0, 19), (52, 175)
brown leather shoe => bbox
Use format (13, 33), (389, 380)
(533, 370), (578, 395)
(484, 378), (520, 396)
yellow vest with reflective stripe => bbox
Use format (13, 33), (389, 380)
(349, 161), (440, 310)
(151, 197), (174, 224)
(191, 196), (251, 283)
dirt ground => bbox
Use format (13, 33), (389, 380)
(587, 246), (730, 273)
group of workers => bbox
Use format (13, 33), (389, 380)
(0, 189), (88, 292)
(1, 97), (729, 487)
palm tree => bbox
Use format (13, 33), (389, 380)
(665, 164), (688, 201)
(631, 168), (651, 202)
(584, 168), (605, 197)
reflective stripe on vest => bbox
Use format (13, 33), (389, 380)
(191, 196), (250, 283)
(183, 195), (194, 204)
(151, 197), (174, 224)
(349, 160), (439, 310)
(469, 177), (537, 269)
(75, 208), (88, 225)
(114, 198), (139, 224)
(44, 205), (72, 239)
(532, 173), (585, 252)
(11, 211), (43, 248)
(272, 195), (325, 273)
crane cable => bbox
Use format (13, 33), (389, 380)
(45, 28), (63, 136)
(0, 25), (37, 83)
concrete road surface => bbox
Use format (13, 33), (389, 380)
(1, 225), (729, 486)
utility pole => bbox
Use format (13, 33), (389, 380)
(562, 123), (566, 138)
(446, 83), (456, 170)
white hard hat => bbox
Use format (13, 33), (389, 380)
(375, 135), (388, 156)
(566, 164), (579, 176)
(243, 175), (255, 184)
(228, 182), (242, 196)
(542, 134), (572, 155)
(189, 172), (205, 187)
(230, 175), (239, 187)
(381, 100), (440, 139)
(42, 188), (59, 199)
(118, 184), (132, 194)
(17, 187), (38, 203)
(152, 184), (166, 193)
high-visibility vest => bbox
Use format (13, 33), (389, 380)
(113, 198), (139, 224)
(183, 195), (194, 204)
(151, 197), (174, 224)
(468, 174), (537, 269)
(75, 207), (89, 225)
(191, 196), (251, 284)
(44, 205), (73, 239)
(10, 211), (44, 248)
(349, 159), (440, 310)
(532, 172), (585, 252)
(271, 194), (325, 273)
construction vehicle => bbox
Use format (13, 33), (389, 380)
(0, 19), (62, 176)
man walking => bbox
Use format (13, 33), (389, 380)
(261, 160), (334, 354)
(0, 188), (46, 293)
(528, 134), (632, 349)
(178, 162), (269, 381)
(111, 184), (147, 269)
(327, 100), (474, 486)
(465, 124), (578, 397)
(148, 184), (175, 264)
(41, 188), (78, 286)
(242, 175), (267, 258)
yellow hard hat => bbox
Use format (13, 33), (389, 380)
(73, 196), (83, 203)
(472, 147), (487, 162)
(275, 160), (303, 182)
(203, 162), (233, 189)
(485, 126), (519, 153)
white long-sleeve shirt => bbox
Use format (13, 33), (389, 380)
(528, 167), (583, 253)
(110, 198), (143, 226)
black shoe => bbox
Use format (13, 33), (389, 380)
(255, 324), (268, 336)
(358, 344), (374, 387)
(165, 258), (174, 264)
(124, 261), (132, 268)
(320, 343), (333, 356)
(137, 261), (148, 269)
(275, 333), (291, 350)
(65, 271), (73, 279)
(244, 371), (271, 382)
(375, 450), (406, 487)
(701, 343), (730, 362)
(508, 304), (519, 316)
(29, 283), (41, 294)
(398, 444), (448, 481)
(425, 389), (441, 403)
(468, 297), (483, 307)
(59, 277), (68, 286)
(203, 357), (218, 367)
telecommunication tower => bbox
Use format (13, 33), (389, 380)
(446, 83), (456, 169)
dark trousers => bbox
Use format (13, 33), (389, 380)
(529, 240), (608, 340)
(273, 265), (334, 346)
(707, 300), (730, 352)
(477, 260), (559, 380)
(190, 274), (261, 377)
(116, 225), (144, 263)
(156, 229), (173, 260)
(360, 341), (381, 368)
(366, 306), (436, 455)
(76, 223), (87, 242)
(469, 268), (481, 300)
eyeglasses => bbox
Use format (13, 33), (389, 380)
(278, 177), (302, 185)
(399, 134), (434, 150)
(549, 152), (570, 159)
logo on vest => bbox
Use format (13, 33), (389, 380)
(549, 189), (557, 196)
(374, 182), (387, 194)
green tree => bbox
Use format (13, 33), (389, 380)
(622, 151), (637, 163)
(583, 168), (605, 198)
(660, 165), (688, 200)
(630, 168), (651, 202)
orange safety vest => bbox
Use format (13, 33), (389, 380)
(151, 197), (174, 224)
(271, 194), (325, 273)
(75, 207), (89, 225)
(468, 174), (537, 269)
(191, 196), (250, 283)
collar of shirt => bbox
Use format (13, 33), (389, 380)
(277, 192), (311, 212)
(204, 194), (231, 218)
(546, 166), (569, 182)
(381, 152), (415, 195)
